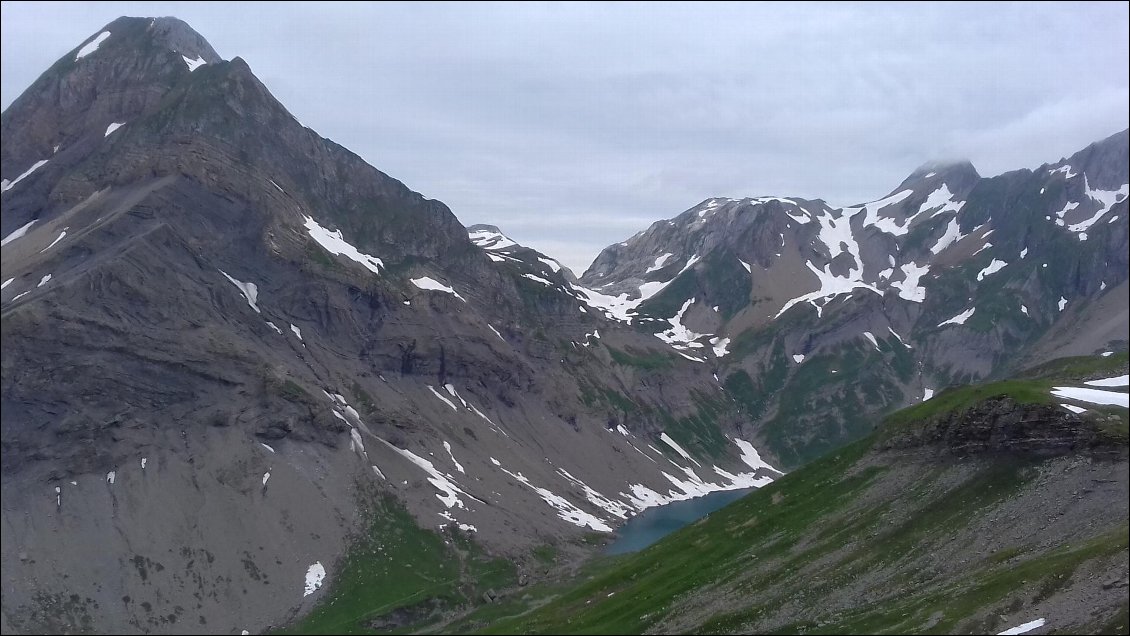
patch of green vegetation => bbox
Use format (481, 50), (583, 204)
(1017, 351), (1128, 382)
(698, 250), (753, 319)
(820, 525), (1129, 635)
(600, 387), (641, 414)
(350, 381), (377, 415)
(881, 378), (1054, 432)
(262, 372), (313, 403)
(532, 544), (558, 565)
(451, 358), (1128, 635)
(280, 495), (514, 635)
(659, 391), (733, 460)
(723, 345), (789, 422)
(605, 346), (675, 371)
(471, 437), (877, 635)
(304, 242), (344, 271)
(757, 342), (901, 467)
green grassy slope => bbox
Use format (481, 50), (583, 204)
(282, 355), (1128, 635)
(452, 355), (1128, 635)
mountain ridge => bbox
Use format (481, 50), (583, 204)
(2, 18), (782, 634)
(1, 14), (1127, 635)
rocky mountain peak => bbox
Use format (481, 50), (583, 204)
(889, 159), (981, 198)
(0, 16), (226, 211)
(133, 16), (223, 64)
(1056, 128), (1129, 191)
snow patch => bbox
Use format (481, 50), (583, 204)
(2, 220), (38, 245)
(427, 385), (459, 411)
(1069, 179), (1129, 238)
(887, 326), (911, 348)
(106, 471), (116, 485)
(655, 298), (707, 349)
(710, 336), (731, 357)
(775, 260), (880, 318)
(219, 270), (261, 313)
(923, 388), (934, 401)
(920, 184), (965, 218)
(289, 324), (303, 340)
(557, 468), (634, 519)
(468, 228), (517, 250)
(1050, 387), (1128, 408)
(1058, 297), (1067, 311)
(930, 217), (965, 255)
(862, 331), (880, 351)
(732, 438), (783, 474)
(660, 432), (701, 467)
(75, 31), (111, 60)
(645, 253), (674, 273)
(41, 228), (68, 252)
(303, 215), (384, 275)
(890, 264), (926, 302)
(37, 274), (52, 288)
(181, 54), (206, 71)
(792, 354), (805, 363)
(411, 277), (466, 302)
(104, 122), (125, 137)
(303, 562), (325, 597)
(976, 259), (1008, 281)
(523, 273), (554, 286)
(1, 160), (49, 194)
(1, 279), (12, 290)
(1084, 374), (1128, 387)
(495, 461), (613, 532)
(938, 307), (975, 327)
(386, 440), (479, 509)
(1060, 403), (1087, 414)
(997, 618), (1046, 635)
(260, 443), (275, 453)
(443, 441), (465, 474)
(262, 472), (271, 486)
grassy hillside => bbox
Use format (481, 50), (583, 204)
(444, 355), (1129, 634)
(283, 355), (1128, 634)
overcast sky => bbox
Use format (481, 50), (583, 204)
(3, 2), (1128, 272)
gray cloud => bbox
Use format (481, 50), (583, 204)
(3, 1), (1127, 273)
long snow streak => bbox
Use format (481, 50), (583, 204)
(410, 276), (467, 302)
(303, 215), (384, 274)
(1, 160), (49, 194)
(1, 219), (37, 244)
(495, 460), (614, 532)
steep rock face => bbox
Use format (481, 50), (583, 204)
(1, 18), (780, 634)
(878, 397), (1125, 458)
(579, 131), (1128, 466)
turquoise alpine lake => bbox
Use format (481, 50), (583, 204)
(604, 487), (756, 555)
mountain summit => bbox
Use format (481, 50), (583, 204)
(1, 18), (780, 633)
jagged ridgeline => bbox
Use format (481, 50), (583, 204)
(1, 14), (1127, 636)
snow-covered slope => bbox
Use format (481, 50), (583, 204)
(578, 134), (1128, 465)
